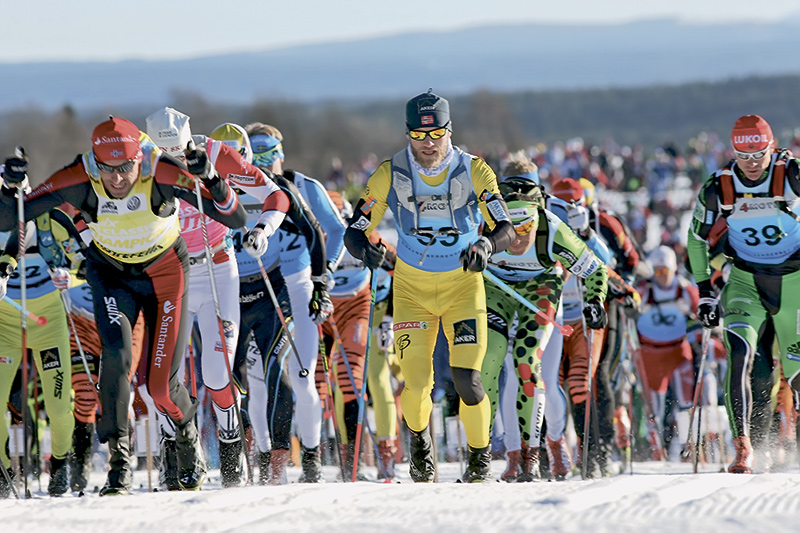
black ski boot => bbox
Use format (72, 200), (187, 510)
(175, 419), (206, 491)
(461, 445), (492, 483)
(408, 427), (435, 483)
(159, 438), (180, 491)
(70, 420), (94, 492)
(100, 434), (133, 496)
(257, 450), (271, 485)
(0, 466), (14, 498)
(48, 455), (70, 496)
(298, 445), (323, 483)
(219, 438), (244, 488)
(339, 442), (369, 481)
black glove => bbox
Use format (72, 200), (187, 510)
(697, 280), (720, 329)
(583, 299), (608, 329)
(184, 142), (214, 183)
(309, 279), (334, 325)
(2, 156), (28, 188)
(606, 279), (628, 300)
(461, 236), (493, 272)
(362, 241), (387, 270)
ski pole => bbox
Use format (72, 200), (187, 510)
(317, 331), (346, 480)
(578, 277), (595, 480)
(253, 255), (309, 378)
(328, 315), (390, 481)
(682, 327), (711, 473)
(482, 270), (573, 336)
(351, 269), (379, 483)
(1, 297), (47, 326)
(57, 288), (101, 406)
(192, 175), (247, 464)
(15, 146), (30, 498)
(627, 318), (668, 462)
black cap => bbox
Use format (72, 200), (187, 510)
(405, 89), (450, 131)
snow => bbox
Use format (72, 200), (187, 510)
(4, 460), (800, 532)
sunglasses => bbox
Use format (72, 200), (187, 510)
(734, 146), (771, 161)
(513, 220), (536, 236)
(408, 126), (449, 141)
(653, 266), (672, 275)
(96, 160), (136, 173)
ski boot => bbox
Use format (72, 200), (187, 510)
(48, 455), (70, 497)
(175, 419), (206, 490)
(257, 450), (271, 485)
(408, 427), (435, 483)
(267, 448), (290, 485)
(0, 466), (14, 499)
(728, 436), (754, 474)
(339, 442), (369, 481)
(100, 433), (133, 496)
(461, 445), (492, 483)
(517, 444), (540, 482)
(70, 420), (94, 492)
(159, 438), (180, 491)
(219, 438), (245, 488)
(298, 445), (323, 483)
(501, 449), (521, 482)
(376, 439), (397, 481)
(545, 435), (572, 481)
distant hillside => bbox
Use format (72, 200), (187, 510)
(4, 73), (800, 184)
(2, 18), (800, 112)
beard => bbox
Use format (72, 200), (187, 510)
(411, 141), (450, 169)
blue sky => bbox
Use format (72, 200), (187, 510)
(3, 0), (800, 63)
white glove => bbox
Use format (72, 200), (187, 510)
(377, 315), (394, 350)
(243, 227), (269, 258)
(0, 274), (7, 300)
(49, 267), (71, 290)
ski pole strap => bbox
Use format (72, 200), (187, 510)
(481, 270), (573, 336)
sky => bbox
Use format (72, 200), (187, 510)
(3, 0), (800, 63)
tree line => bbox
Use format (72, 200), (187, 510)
(2, 73), (800, 189)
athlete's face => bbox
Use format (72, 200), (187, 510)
(98, 158), (140, 198)
(653, 265), (675, 288)
(735, 145), (773, 181)
(507, 229), (535, 255)
(408, 127), (452, 169)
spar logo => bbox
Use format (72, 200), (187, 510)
(393, 321), (428, 331)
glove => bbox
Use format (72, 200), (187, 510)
(606, 280), (628, 299)
(309, 280), (334, 325)
(0, 261), (12, 300)
(582, 299), (608, 329)
(243, 227), (269, 258)
(362, 241), (387, 270)
(49, 267), (71, 290)
(697, 297), (720, 328)
(461, 236), (493, 272)
(697, 280), (720, 329)
(184, 142), (214, 183)
(377, 315), (394, 350)
(2, 156), (29, 189)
